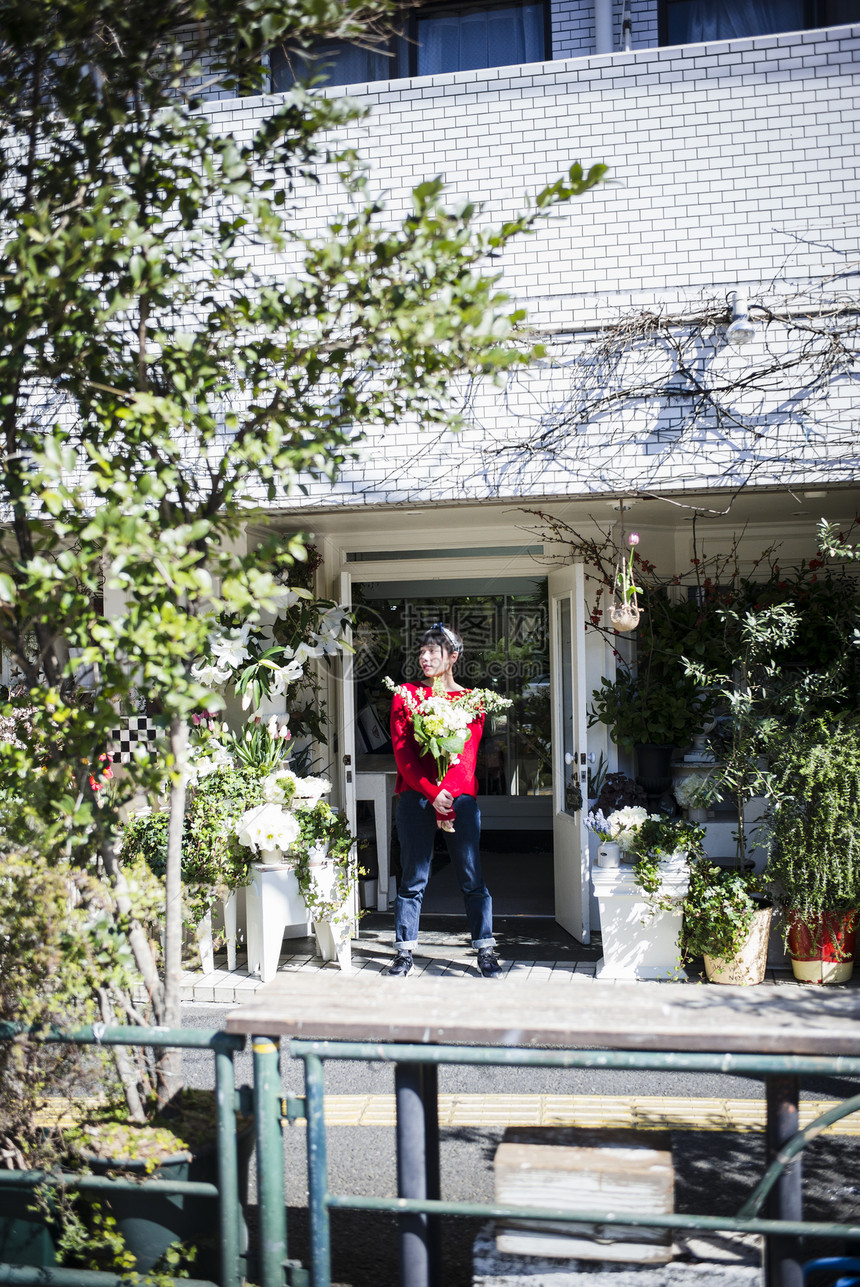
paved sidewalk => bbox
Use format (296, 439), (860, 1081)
(175, 914), (855, 1004)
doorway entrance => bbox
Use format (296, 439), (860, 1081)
(349, 576), (554, 916)
(337, 555), (590, 940)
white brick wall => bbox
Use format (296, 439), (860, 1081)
(203, 20), (860, 510)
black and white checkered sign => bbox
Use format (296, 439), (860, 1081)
(109, 716), (160, 764)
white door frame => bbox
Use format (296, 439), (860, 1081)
(548, 561), (590, 943)
(335, 555), (589, 926)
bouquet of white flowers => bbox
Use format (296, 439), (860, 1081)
(585, 805), (654, 851)
(673, 771), (715, 810)
(385, 676), (512, 831)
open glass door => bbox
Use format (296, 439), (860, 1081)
(549, 562), (590, 942)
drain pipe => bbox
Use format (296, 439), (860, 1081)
(594, 0), (613, 54)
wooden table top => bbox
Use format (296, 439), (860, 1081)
(225, 972), (860, 1055)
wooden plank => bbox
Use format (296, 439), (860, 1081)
(494, 1127), (674, 1262)
(224, 972), (860, 1055)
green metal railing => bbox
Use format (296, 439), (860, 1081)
(257, 1038), (860, 1287)
(0, 1025), (247, 1287)
(6, 1026), (860, 1287)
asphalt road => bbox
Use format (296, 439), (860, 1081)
(179, 1001), (860, 1287)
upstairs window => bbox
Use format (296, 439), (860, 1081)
(413, 2), (546, 76)
(269, 0), (547, 91)
(661, 0), (860, 44)
(270, 38), (394, 90)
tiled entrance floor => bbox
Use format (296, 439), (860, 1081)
(176, 915), (856, 1005)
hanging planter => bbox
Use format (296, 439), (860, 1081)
(608, 529), (641, 632)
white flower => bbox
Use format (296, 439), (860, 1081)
(601, 806), (655, 851)
(674, 772), (714, 809)
(262, 770), (299, 804)
(291, 775), (332, 810)
(235, 803), (300, 855)
(268, 586), (302, 616)
(268, 658), (305, 695)
(210, 629), (251, 671)
(191, 660), (233, 688)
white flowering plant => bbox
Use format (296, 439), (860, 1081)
(189, 552), (352, 770)
(673, 772), (716, 810)
(262, 769), (331, 810)
(585, 805), (653, 850)
(234, 801), (301, 856)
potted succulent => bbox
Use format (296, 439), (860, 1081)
(765, 718), (860, 984)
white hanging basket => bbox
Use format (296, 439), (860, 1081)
(609, 601), (640, 632)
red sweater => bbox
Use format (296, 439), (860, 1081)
(390, 684), (485, 803)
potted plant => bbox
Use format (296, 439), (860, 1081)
(681, 859), (773, 985)
(683, 603), (800, 869)
(585, 805), (650, 868)
(238, 769), (360, 979)
(609, 531), (642, 632)
(765, 718), (860, 984)
(591, 813), (703, 980)
(672, 770), (716, 825)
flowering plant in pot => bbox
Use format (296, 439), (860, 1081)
(585, 805), (649, 866)
(235, 768), (359, 922)
(765, 718), (860, 984)
(236, 768), (361, 974)
(681, 860), (772, 985)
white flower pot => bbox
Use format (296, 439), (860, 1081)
(592, 857), (689, 981)
(195, 889), (241, 974)
(597, 841), (621, 868)
(309, 858), (352, 972)
(245, 856), (313, 983)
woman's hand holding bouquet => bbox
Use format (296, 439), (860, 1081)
(385, 677), (511, 831)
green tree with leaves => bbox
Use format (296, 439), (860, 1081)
(0, 0), (605, 1114)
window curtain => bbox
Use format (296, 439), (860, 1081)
(668, 0), (805, 43)
(417, 4), (544, 76)
(270, 40), (390, 91)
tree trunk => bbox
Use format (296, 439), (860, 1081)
(157, 716), (188, 1110)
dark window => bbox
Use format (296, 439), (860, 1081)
(661, 0), (860, 45)
(412, 2), (546, 76)
(269, 1), (547, 92)
(270, 39), (394, 91)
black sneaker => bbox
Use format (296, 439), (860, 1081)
(477, 948), (502, 979)
(385, 951), (414, 978)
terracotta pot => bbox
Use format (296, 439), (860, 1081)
(787, 909), (858, 984)
(704, 903), (773, 986)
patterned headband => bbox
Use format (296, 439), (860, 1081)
(433, 622), (460, 652)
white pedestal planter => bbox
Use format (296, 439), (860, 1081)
(195, 889), (241, 974)
(307, 852), (352, 973)
(245, 857), (313, 983)
(592, 858), (690, 981)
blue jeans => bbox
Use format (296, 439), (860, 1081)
(394, 791), (494, 951)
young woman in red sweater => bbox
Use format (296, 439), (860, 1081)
(386, 623), (502, 978)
